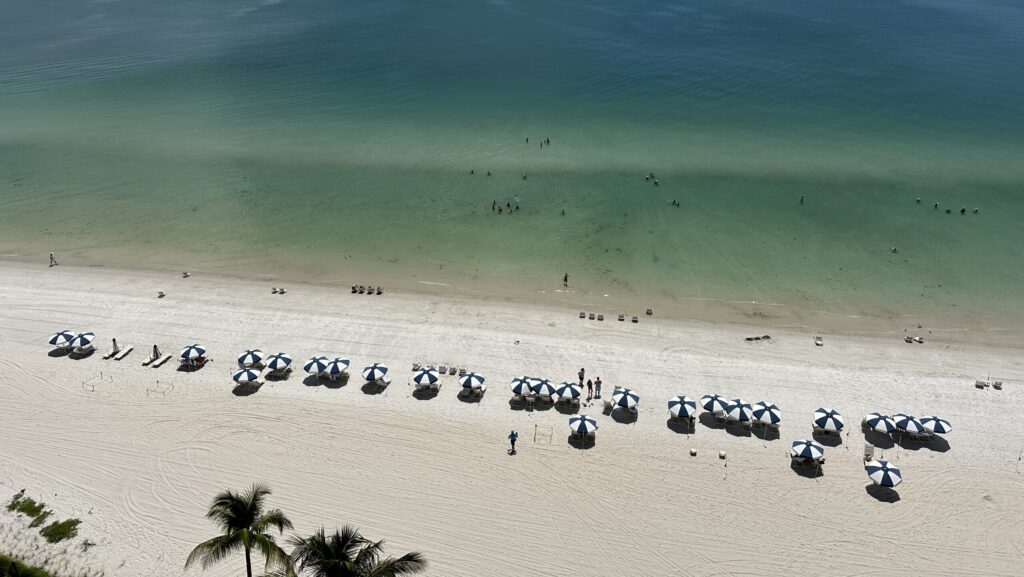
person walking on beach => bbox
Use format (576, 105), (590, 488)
(508, 430), (518, 455)
(578, 367), (585, 384)
(586, 379), (593, 399)
(563, 273), (569, 287)
(594, 377), (602, 398)
(49, 252), (58, 267)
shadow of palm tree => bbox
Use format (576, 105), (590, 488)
(865, 484), (900, 502)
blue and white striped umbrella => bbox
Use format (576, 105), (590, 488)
(555, 382), (582, 400)
(919, 416), (951, 435)
(304, 356), (329, 375)
(569, 415), (598, 435)
(612, 388), (640, 409)
(726, 399), (753, 422)
(752, 401), (781, 426)
(325, 358), (351, 378)
(49, 330), (75, 347)
(413, 368), (440, 386)
(180, 343), (206, 360)
(864, 412), (896, 434)
(866, 460), (902, 487)
(791, 439), (825, 460)
(232, 368), (261, 384)
(701, 394), (729, 413)
(362, 363), (388, 382)
(814, 407), (845, 432)
(532, 379), (557, 397)
(668, 396), (698, 418)
(237, 349), (264, 368)
(893, 413), (925, 434)
(266, 353), (292, 371)
(460, 372), (485, 389)
(510, 376), (534, 396)
(70, 331), (96, 348)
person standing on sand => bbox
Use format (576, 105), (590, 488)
(508, 430), (518, 454)
(563, 273), (568, 287)
(578, 367), (585, 384)
(49, 252), (58, 267)
(586, 379), (593, 399)
(594, 377), (602, 398)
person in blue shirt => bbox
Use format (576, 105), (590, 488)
(508, 430), (519, 454)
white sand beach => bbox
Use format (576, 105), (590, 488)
(1, 261), (1022, 577)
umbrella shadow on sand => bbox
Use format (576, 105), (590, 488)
(812, 431), (843, 447)
(896, 434), (950, 453)
(666, 418), (694, 435)
(361, 381), (386, 395)
(232, 382), (262, 397)
(790, 460), (824, 479)
(698, 413), (726, 430)
(323, 375), (349, 389)
(567, 435), (596, 450)
(555, 402), (580, 415)
(457, 390), (483, 404)
(865, 484), (900, 503)
(725, 423), (751, 438)
(47, 348), (71, 358)
(412, 387), (440, 400)
(864, 430), (895, 449)
(609, 408), (638, 424)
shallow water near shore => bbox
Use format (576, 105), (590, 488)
(1, 0), (1023, 327)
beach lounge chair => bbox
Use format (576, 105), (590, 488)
(579, 311), (586, 319)
(993, 381), (1003, 390)
(152, 354), (172, 368)
(71, 344), (95, 357)
(114, 345), (134, 360)
(473, 384), (486, 398)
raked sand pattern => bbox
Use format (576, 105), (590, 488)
(1, 262), (1022, 576)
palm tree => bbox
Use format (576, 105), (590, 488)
(287, 526), (426, 577)
(185, 483), (294, 577)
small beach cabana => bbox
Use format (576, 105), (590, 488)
(266, 353), (292, 377)
(813, 407), (845, 435)
(863, 412), (896, 434)
(865, 459), (902, 487)
(920, 416), (951, 435)
(237, 349), (264, 368)
(304, 355), (329, 378)
(48, 330), (75, 349)
(790, 439), (825, 464)
(668, 395), (697, 420)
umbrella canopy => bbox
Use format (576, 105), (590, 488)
(510, 376), (535, 396)
(49, 330), (75, 347)
(266, 353), (292, 371)
(569, 415), (598, 435)
(919, 416), (951, 435)
(612, 388), (640, 409)
(790, 439), (825, 461)
(180, 343), (206, 360)
(532, 379), (557, 397)
(237, 349), (264, 368)
(864, 412), (896, 434)
(362, 363), (388, 382)
(555, 382), (582, 400)
(232, 368), (261, 384)
(668, 395), (697, 418)
(752, 401), (781, 426)
(701, 394), (729, 413)
(726, 399), (753, 422)
(70, 331), (96, 348)
(893, 413), (925, 434)
(866, 460), (902, 487)
(304, 356), (329, 375)
(460, 372), (485, 389)
(325, 358), (351, 378)
(413, 368), (440, 386)
(814, 407), (845, 432)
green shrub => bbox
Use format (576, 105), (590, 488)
(0, 553), (58, 577)
(39, 519), (80, 544)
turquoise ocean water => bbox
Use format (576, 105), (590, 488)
(1, 0), (1023, 325)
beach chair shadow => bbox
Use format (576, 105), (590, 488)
(457, 390), (482, 403)
(567, 434), (596, 450)
(698, 413), (726, 430)
(48, 348), (71, 358)
(755, 426), (780, 442)
(895, 434), (949, 453)
(610, 408), (638, 424)
(232, 382), (262, 397)
(790, 460), (823, 479)
(361, 381), (386, 395)
(554, 402), (580, 415)
(323, 374), (349, 389)
(725, 423), (751, 438)
(508, 398), (527, 411)
(865, 484), (900, 503)
(666, 417), (694, 435)
(412, 387), (439, 400)
(265, 372), (290, 382)
(69, 348), (95, 360)
(812, 431), (843, 447)
(865, 430), (895, 449)
(531, 398), (554, 412)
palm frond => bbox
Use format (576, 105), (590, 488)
(254, 508), (294, 535)
(184, 533), (244, 570)
(252, 533), (292, 572)
(363, 552), (428, 577)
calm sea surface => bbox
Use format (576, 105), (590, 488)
(2, 0), (1023, 324)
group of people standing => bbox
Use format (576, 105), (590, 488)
(578, 367), (602, 399)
